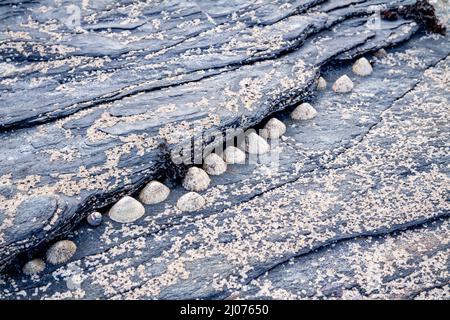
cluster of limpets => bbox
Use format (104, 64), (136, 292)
(331, 57), (374, 93)
(22, 239), (78, 275)
(22, 54), (376, 275)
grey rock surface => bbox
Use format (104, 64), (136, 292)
(0, 0), (432, 269)
(0, 25), (448, 299)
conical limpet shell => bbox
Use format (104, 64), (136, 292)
(177, 192), (206, 212)
(374, 48), (387, 58)
(108, 195), (145, 223)
(239, 132), (270, 155)
(352, 57), (373, 76)
(46, 240), (77, 265)
(259, 118), (286, 140)
(22, 259), (46, 275)
(332, 74), (354, 93)
(223, 146), (246, 164)
(182, 167), (211, 191)
(139, 180), (170, 205)
(291, 103), (318, 120)
(317, 76), (327, 90)
(203, 153), (227, 175)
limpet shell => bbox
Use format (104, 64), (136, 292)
(223, 146), (246, 164)
(203, 153), (227, 175)
(239, 132), (270, 155)
(108, 196), (145, 223)
(332, 75), (354, 93)
(259, 118), (286, 140)
(177, 192), (206, 212)
(139, 180), (170, 205)
(22, 259), (46, 275)
(291, 103), (318, 120)
(352, 57), (373, 76)
(182, 167), (211, 191)
(46, 240), (77, 265)
(317, 76), (327, 90)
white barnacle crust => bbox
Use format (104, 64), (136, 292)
(22, 259), (46, 275)
(291, 103), (318, 120)
(239, 132), (270, 155)
(203, 153), (227, 176)
(332, 74), (354, 93)
(352, 57), (373, 76)
(176, 192), (206, 212)
(223, 146), (246, 164)
(108, 196), (145, 223)
(182, 167), (211, 191)
(259, 118), (286, 139)
(46, 240), (77, 265)
(139, 180), (170, 205)
(317, 76), (327, 90)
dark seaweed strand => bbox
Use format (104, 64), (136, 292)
(381, 0), (447, 35)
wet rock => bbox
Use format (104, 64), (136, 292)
(0, 0), (439, 271)
(108, 196), (145, 224)
(139, 181), (170, 205)
(9, 196), (58, 241)
(239, 219), (450, 299)
(1, 31), (449, 299)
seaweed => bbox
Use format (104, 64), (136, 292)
(382, 0), (447, 35)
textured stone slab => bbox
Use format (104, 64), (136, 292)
(0, 30), (448, 299)
(237, 219), (450, 300)
(0, 0), (433, 269)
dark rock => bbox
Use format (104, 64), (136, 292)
(0, 26), (448, 299)
(2, 0), (436, 270)
(8, 196), (58, 243)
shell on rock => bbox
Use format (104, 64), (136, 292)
(239, 132), (270, 155)
(87, 211), (102, 226)
(203, 153), (227, 175)
(317, 76), (327, 90)
(176, 192), (206, 212)
(182, 167), (211, 191)
(46, 240), (77, 265)
(259, 118), (286, 140)
(223, 146), (246, 164)
(291, 103), (318, 120)
(22, 259), (46, 275)
(332, 74), (354, 93)
(108, 195), (145, 223)
(374, 48), (387, 58)
(139, 180), (170, 205)
(352, 57), (373, 76)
